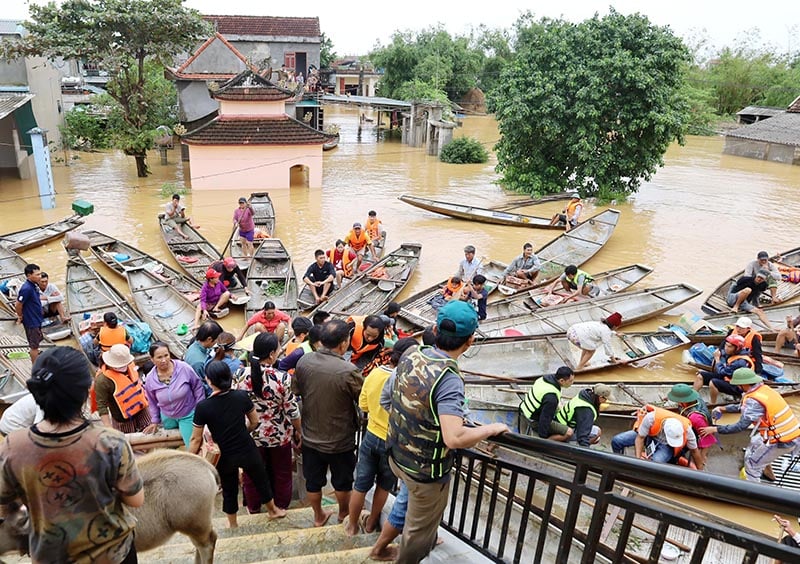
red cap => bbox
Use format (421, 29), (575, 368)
(223, 257), (236, 268)
(205, 268), (220, 279)
(605, 312), (623, 328)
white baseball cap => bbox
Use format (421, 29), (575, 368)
(663, 418), (685, 447)
(735, 317), (753, 329)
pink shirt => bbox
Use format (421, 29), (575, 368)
(246, 309), (291, 332)
(233, 207), (255, 232)
(688, 411), (718, 449)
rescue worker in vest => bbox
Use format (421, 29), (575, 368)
(327, 239), (357, 288)
(344, 222), (376, 269)
(365, 210), (385, 250)
(700, 368), (800, 482)
(555, 264), (601, 301)
(386, 300), (509, 564)
(347, 315), (386, 370)
(693, 333), (754, 405)
(94, 344), (151, 433)
(549, 192), (583, 231)
(611, 405), (703, 469)
(519, 366), (575, 440)
(555, 383), (613, 447)
(729, 316), (764, 374)
(97, 311), (132, 352)
(667, 383), (717, 471)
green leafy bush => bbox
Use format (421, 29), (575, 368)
(60, 107), (110, 150)
(439, 137), (489, 164)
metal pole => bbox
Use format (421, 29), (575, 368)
(27, 127), (56, 210)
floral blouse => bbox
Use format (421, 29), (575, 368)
(237, 367), (300, 448)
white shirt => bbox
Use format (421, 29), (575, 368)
(39, 282), (63, 305)
(0, 394), (44, 435)
(568, 321), (615, 357)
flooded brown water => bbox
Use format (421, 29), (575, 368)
(2, 105), (800, 532)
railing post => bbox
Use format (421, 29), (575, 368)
(27, 127), (56, 210)
(556, 464), (589, 562)
(580, 470), (618, 564)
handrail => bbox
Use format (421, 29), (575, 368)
(440, 431), (800, 563)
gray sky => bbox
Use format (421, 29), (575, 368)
(5, 0), (799, 57)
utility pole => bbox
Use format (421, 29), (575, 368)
(28, 128), (56, 210)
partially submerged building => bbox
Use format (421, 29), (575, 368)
(723, 96), (800, 166)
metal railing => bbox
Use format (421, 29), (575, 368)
(442, 432), (800, 563)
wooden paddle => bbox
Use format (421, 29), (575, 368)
(220, 223), (239, 256)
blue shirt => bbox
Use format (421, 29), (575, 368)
(184, 341), (211, 379)
(17, 280), (43, 328)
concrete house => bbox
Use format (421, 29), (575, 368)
(180, 70), (330, 190)
(723, 96), (800, 166)
(0, 20), (63, 179)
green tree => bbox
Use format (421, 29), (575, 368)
(440, 137), (489, 164)
(473, 26), (514, 110)
(489, 11), (689, 198)
(3, 0), (209, 177)
(320, 32), (336, 69)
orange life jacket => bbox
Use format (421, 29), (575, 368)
(284, 339), (302, 356)
(633, 405), (692, 455)
(97, 364), (148, 420)
(565, 200), (582, 221)
(365, 217), (382, 240)
(347, 315), (380, 362)
(443, 278), (463, 298)
(346, 229), (370, 251)
(98, 325), (128, 352)
(721, 354), (755, 381)
(742, 330), (762, 352)
(329, 246), (355, 277)
(742, 384), (800, 444)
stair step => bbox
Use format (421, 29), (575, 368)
(142, 520), (379, 564)
(254, 545), (382, 563)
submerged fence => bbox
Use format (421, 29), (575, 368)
(443, 432), (800, 563)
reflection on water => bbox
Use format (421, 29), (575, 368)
(2, 107), (800, 351)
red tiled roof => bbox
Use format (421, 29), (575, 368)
(181, 115), (331, 146)
(213, 70), (296, 101)
(204, 15), (320, 37)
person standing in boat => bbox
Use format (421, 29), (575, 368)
(700, 367), (800, 483)
(15, 263), (44, 362)
(519, 366), (575, 440)
(566, 312), (624, 370)
(549, 192), (583, 231)
(233, 197), (256, 260)
(194, 268), (231, 328)
(386, 300), (509, 564)
(502, 242), (541, 284)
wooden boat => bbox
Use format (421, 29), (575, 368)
(0, 308), (53, 404)
(395, 209), (621, 332)
(244, 239), (298, 321)
(306, 243), (422, 317)
(84, 229), (201, 302)
(64, 253), (147, 344)
(158, 216), (249, 305)
(486, 264), (654, 317)
(228, 192), (277, 269)
(398, 194), (559, 229)
(676, 302), (800, 345)
(125, 268), (195, 358)
(322, 133), (340, 151)
(475, 283), (702, 339)
(458, 330), (690, 382)
(0, 215), (85, 252)
(0, 246), (71, 341)
(700, 246), (800, 315)
(491, 191), (575, 211)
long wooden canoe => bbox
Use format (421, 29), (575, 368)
(457, 330), (690, 382)
(244, 238), (298, 321)
(0, 245), (71, 341)
(64, 253), (148, 345)
(0, 308), (53, 404)
(491, 191), (575, 212)
(306, 243), (422, 317)
(676, 302), (800, 345)
(229, 192), (277, 269)
(700, 247), (800, 315)
(157, 215), (249, 305)
(0, 215), (85, 252)
(84, 230), (201, 302)
(398, 194), (559, 229)
(476, 283), (702, 339)
(125, 268), (195, 358)
(485, 264), (654, 318)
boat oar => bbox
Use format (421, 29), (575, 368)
(220, 223), (239, 257)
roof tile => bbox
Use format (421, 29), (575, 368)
(181, 115), (331, 146)
(725, 112), (800, 146)
(203, 15), (320, 37)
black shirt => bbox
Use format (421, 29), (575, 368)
(731, 276), (767, 303)
(304, 261), (335, 283)
(193, 390), (255, 457)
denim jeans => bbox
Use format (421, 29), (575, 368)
(387, 481), (408, 530)
(611, 430), (674, 463)
(354, 430), (396, 493)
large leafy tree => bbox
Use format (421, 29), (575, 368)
(319, 32), (336, 69)
(490, 10), (690, 198)
(3, 0), (209, 177)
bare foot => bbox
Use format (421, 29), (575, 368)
(369, 545), (398, 561)
(342, 516), (360, 537)
(314, 510), (334, 527)
(337, 510), (349, 524)
(268, 507), (287, 520)
(436, 536), (444, 546)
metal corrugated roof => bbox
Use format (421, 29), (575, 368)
(736, 106), (784, 117)
(0, 93), (34, 120)
(725, 112), (800, 146)
(322, 94), (411, 109)
(0, 20), (23, 35)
